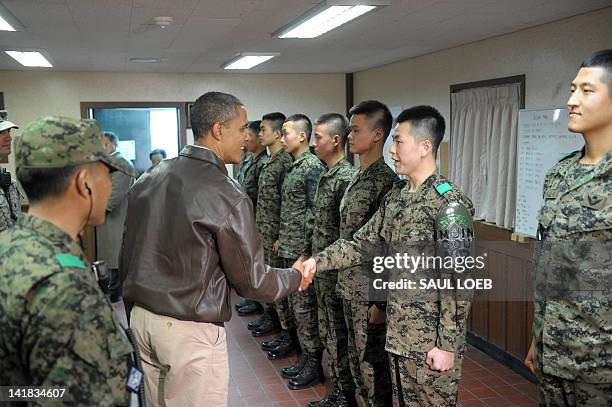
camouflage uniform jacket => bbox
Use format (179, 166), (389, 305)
(335, 158), (397, 300)
(0, 181), (21, 233)
(256, 149), (293, 250)
(534, 149), (612, 383)
(242, 150), (269, 214)
(316, 173), (474, 357)
(236, 153), (253, 185)
(0, 215), (133, 405)
(311, 158), (356, 281)
(278, 150), (324, 259)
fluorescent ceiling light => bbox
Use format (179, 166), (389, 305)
(0, 2), (24, 31)
(277, 5), (376, 38)
(223, 53), (278, 70)
(130, 57), (162, 63)
(0, 15), (15, 31)
(5, 51), (53, 67)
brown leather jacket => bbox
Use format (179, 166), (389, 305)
(119, 145), (301, 323)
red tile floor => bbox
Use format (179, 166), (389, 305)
(227, 305), (539, 407)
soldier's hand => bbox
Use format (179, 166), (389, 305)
(524, 337), (537, 375)
(426, 347), (455, 372)
(367, 304), (386, 325)
(293, 259), (313, 292)
(273, 240), (280, 255)
(302, 257), (317, 280)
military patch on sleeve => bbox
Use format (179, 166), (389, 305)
(55, 254), (86, 269)
(434, 181), (453, 196)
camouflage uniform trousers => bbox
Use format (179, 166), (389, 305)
(282, 257), (321, 353)
(265, 248), (294, 330)
(389, 350), (463, 407)
(314, 277), (354, 392)
(536, 367), (612, 406)
(344, 299), (391, 407)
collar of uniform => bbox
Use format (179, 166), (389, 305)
(360, 156), (387, 179)
(559, 147), (612, 178)
(404, 172), (440, 197)
(252, 150), (269, 162)
(291, 150), (313, 167)
(180, 144), (228, 175)
(17, 214), (83, 254)
(321, 158), (350, 178)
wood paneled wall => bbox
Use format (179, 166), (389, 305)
(468, 221), (535, 378)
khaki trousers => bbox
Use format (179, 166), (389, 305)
(130, 306), (229, 407)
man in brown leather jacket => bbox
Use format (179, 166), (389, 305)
(120, 91), (310, 407)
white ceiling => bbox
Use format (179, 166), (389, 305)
(0, 0), (610, 73)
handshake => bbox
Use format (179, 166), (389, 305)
(292, 256), (318, 292)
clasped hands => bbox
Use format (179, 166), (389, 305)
(292, 256), (318, 292)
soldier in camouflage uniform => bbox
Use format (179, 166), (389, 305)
(0, 116), (138, 405)
(235, 120), (269, 317)
(277, 114), (325, 390)
(525, 50), (612, 406)
(0, 110), (21, 233)
(303, 113), (357, 407)
(320, 101), (397, 407)
(304, 106), (475, 406)
(253, 113), (299, 354)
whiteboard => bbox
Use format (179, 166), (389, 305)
(514, 108), (584, 237)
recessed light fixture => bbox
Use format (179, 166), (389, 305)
(273, 1), (384, 39)
(0, 2), (24, 31)
(223, 53), (279, 70)
(5, 51), (53, 67)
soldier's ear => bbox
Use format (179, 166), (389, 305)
(74, 168), (90, 200)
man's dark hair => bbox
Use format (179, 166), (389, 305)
(314, 113), (350, 146)
(190, 91), (243, 140)
(348, 100), (393, 140)
(17, 166), (79, 203)
(396, 105), (445, 157)
(103, 131), (119, 146)
(261, 112), (286, 133)
(149, 148), (167, 159)
(285, 114), (312, 142)
(580, 49), (612, 93)
(247, 120), (262, 134)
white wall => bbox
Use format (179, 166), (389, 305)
(353, 7), (612, 140)
(0, 71), (345, 172)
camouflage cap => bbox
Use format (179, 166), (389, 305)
(15, 116), (137, 177)
(0, 110), (19, 132)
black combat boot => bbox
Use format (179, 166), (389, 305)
(237, 300), (264, 316)
(333, 390), (358, 407)
(306, 385), (341, 407)
(262, 329), (290, 351)
(251, 311), (281, 337)
(288, 350), (325, 390)
(267, 329), (299, 360)
(281, 352), (308, 378)
(235, 298), (252, 311)
(247, 309), (272, 331)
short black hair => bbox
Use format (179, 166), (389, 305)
(149, 149), (166, 159)
(348, 100), (393, 140)
(395, 105), (446, 156)
(314, 113), (350, 146)
(103, 131), (119, 146)
(17, 166), (79, 203)
(285, 114), (312, 141)
(580, 49), (612, 93)
(261, 112), (286, 133)
(190, 91), (243, 140)
(247, 120), (262, 135)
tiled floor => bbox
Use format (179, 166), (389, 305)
(227, 303), (539, 407)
